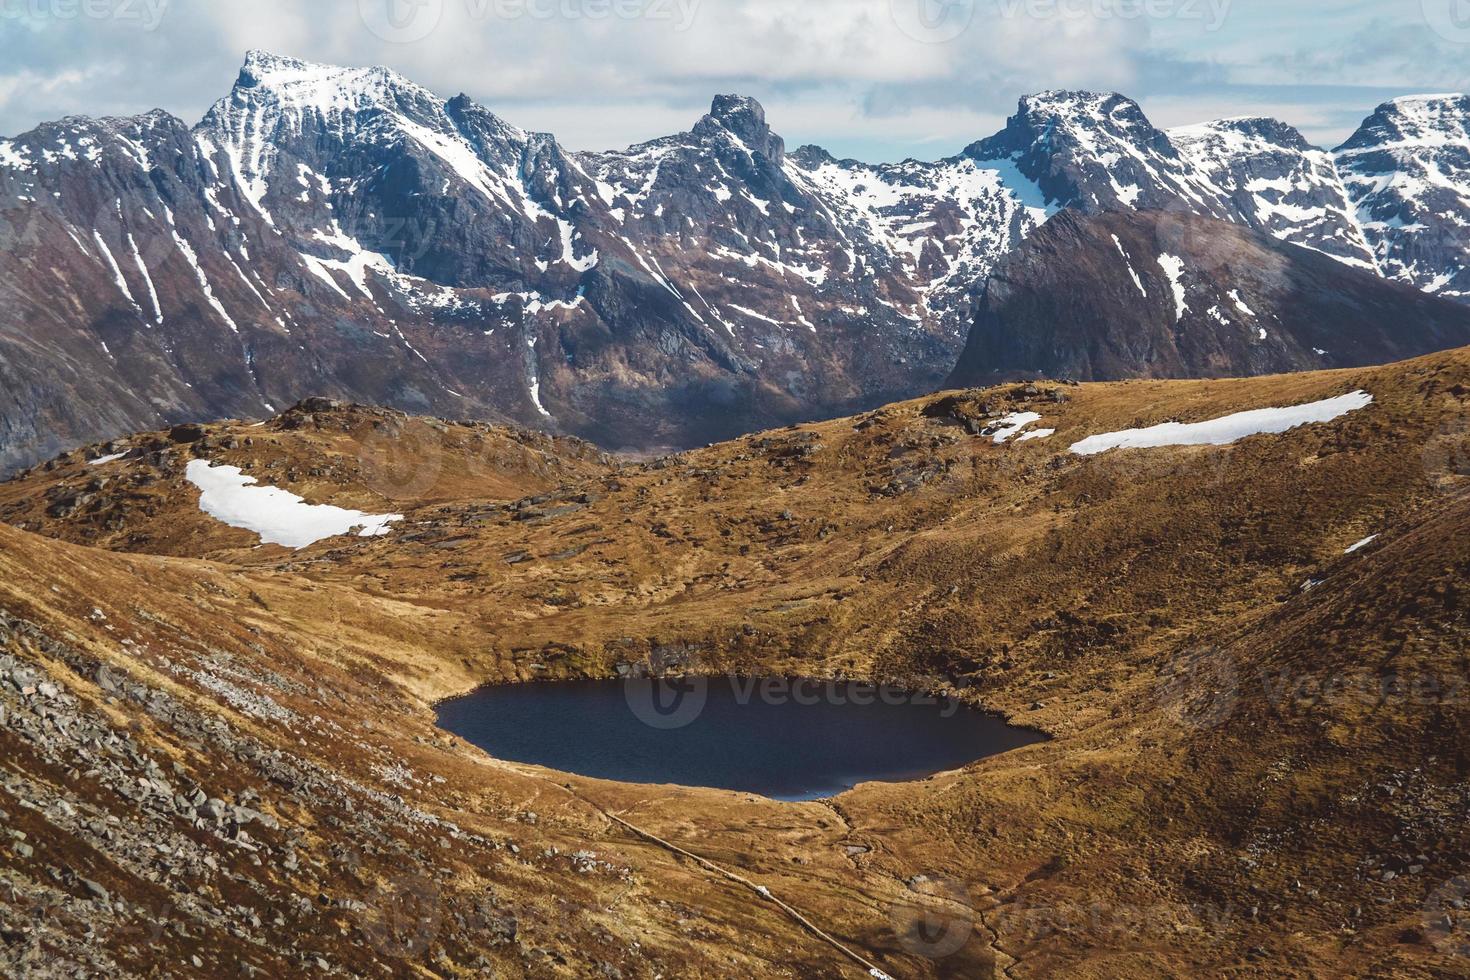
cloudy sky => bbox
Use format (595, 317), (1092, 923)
(2, 0), (1468, 160)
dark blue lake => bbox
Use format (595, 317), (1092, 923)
(435, 677), (1045, 801)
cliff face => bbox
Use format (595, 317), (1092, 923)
(4, 55), (1469, 475)
(949, 209), (1470, 387)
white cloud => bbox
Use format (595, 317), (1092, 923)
(0, 0), (1464, 160)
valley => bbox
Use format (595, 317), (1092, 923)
(2, 348), (1468, 976)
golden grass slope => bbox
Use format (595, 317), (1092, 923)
(1, 348), (1469, 976)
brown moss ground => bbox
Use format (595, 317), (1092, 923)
(2, 349), (1470, 976)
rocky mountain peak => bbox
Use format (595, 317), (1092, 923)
(1337, 93), (1470, 151)
(10, 108), (185, 144)
(1173, 116), (1313, 152)
(1168, 114), (1377, 271)
(787, 144), (836, 168)
(3, 55), (1470, 476)
(238, 49), (307, 83)
(695, 94), (784, 162)
(965, 89), (1220, 216)
(1019, 89), (1136, 119)
(967, 90), (1171, 161)
(1006, 90), (1167, 146)
(223, 50), (434, 116)
(1333, 92), (1470, 302)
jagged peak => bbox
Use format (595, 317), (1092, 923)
(443, 92), (529, 143)
(1170, 116), (1313, 152)
(241, 49), (308, 74)
(1361, 93), (1470, 130)
(788, 144), (836, 168)
(1337, 92), (1470, 152)
(708, 94), (766, 124)
(967, 90), (1165, 153)
(1017, 89), (1144, 122)
(694, 94), (784, 162)
(0, 109), (188, 173)
(966, 89), (1169, 164)
(4, 107), (185, 142)
(1381, 92), (1470, 110)
(214, 51), (532, 148)
(227, 50), (434, 109)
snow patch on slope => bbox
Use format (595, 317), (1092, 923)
(1070, 390), (1373, 455)
(186, 459), (402, 548)
(1157, 253), (1188, 321)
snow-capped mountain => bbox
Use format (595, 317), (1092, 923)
(1335, 94), (1470, 303)
(0, 53), (1033, 471)
(786, 145), (1055, 321)
(967, 90), (1235, 217)
(1, 51), (1468, 473)
(948, 209), (1470, 386)
(1170, 117), (1380, 272)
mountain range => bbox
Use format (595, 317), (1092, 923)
(2, 51), (1468, 473)
(949, 208), (1470, 386)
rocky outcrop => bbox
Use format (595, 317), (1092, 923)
(967, 90), (1234, 217)
(948, 209), (1470, 386)
(1334, 95), (1470, 304)
(0, 53), (998, 473)
(1171, 117), (1379, 272)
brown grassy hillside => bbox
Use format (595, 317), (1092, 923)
(2, 349), (1469, 976)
